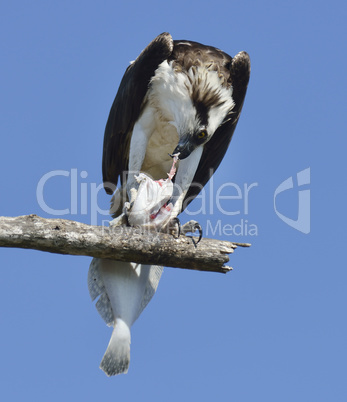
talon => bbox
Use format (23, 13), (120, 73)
(196, 224), (202, 244)
(181, 220), (203, 244)
(123, 201), (133, 216)
(190, 221), (202, 244)
(171, 217), (181, 238)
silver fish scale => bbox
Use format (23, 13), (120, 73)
(88, 258), (105, 301)
(96, 292), (114, 326)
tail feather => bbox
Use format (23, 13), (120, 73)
(100, 318), (131, 376)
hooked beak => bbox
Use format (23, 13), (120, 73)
(172, 135), (195, 160)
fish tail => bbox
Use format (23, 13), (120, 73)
(100, 318), (131, 376)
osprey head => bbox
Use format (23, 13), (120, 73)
(167, 65), (235, 160)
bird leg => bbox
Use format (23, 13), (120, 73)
(109, 203), (129, 227)
(162, 216), (181, 238)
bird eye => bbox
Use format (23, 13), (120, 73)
(197, 130), (207, 139)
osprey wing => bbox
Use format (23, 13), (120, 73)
(182, 51), (251, 209)
(102, 32), (174, 194)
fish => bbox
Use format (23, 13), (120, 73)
(88, 155), (179, 376)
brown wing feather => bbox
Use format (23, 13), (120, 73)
(102, 32), (174, 194)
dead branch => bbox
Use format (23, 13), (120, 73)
(0, 215), (250, 274)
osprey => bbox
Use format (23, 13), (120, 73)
(88, 32), (250, 376)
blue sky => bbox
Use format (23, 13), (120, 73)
(1, 1), (346, 401)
